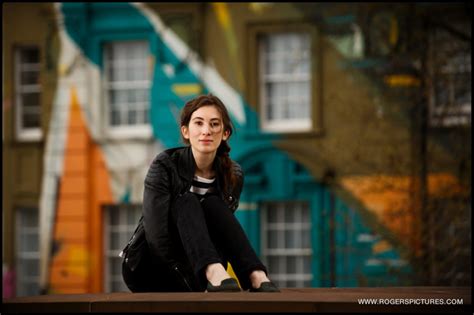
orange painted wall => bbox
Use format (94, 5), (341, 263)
(49, 88), (113, 293)
(341, 173), (468, 254)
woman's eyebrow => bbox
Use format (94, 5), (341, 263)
(191, 117), (221, 121)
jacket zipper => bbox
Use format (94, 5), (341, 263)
(174, 266), (193, 291)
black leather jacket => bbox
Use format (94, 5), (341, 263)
(124, 146), (244, 291)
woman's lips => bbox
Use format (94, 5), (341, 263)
(200, 140), (213, 144)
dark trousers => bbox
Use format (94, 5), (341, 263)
(123, 192), (267, 291)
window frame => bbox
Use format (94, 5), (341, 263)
(103, 203), (142, 293)
(427, 22), (471, 127)
(247, 22), (322, 136)
(14, 45), (43, 142)
(260, 200), (313, 288)
(102, 39), (153, 140)
(15, 207), (40, 296)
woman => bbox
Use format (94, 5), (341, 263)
(121, 94), (279, 293)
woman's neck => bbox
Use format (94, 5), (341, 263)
(191, 147), (216, 178)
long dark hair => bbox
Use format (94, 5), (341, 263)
(180, 94), (235, 193)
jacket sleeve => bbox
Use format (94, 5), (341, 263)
(142, 158), (175, 263)
(229, 161), (244, 213)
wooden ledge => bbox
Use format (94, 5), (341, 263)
(2, 287), (471, 313)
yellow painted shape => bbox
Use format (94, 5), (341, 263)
(212, 2), (244, 90)
(384, 74), (420, 87)
(172, 84), (202, 96)
(389, 16), (399, 46)
(226, 263), (241, 288)
(213, 3), (231, 30)
(372, 240), (392, 254)
(68, 246), (89, 278)
(249, 3), (270, 14)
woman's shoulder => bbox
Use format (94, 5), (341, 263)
(146, 147), (184, 182)
(230, 160), (243, 177)
(153, 147), (185, 164)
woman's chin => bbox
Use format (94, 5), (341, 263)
(196, 145), (217, 154)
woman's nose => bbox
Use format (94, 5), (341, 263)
(202, 124), (211, 134)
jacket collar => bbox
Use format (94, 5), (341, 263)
(176, 146), (223, 188)
(177, 146), (195, 181)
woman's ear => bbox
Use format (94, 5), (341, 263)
(181, 126), (189, 140)
(222, 129), (230, 141)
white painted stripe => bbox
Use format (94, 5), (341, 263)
(39, 3), (83, 289)
(132, 3), (246, 125)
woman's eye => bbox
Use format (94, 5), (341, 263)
(195, 121), (203, 126)
(212, 122), (220, 128)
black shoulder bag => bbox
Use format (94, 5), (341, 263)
(120, 216), (148, 272)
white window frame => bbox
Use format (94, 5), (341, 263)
(428, 24), (471, 127)
(14, 46), (42, 141)
(15, 207), (40, 296)
(103, 40), (152, 139)
(261, 201), (313, 288)
(259, 32), (313, 133)
(103, 204), (142, 293)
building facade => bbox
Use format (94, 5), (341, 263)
(3, 2), (471, 295)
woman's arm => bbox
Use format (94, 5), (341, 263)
(142, 159), (175, 263)
(229, 161), (244, 213)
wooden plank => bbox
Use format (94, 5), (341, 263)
(3, 287), (471, 313)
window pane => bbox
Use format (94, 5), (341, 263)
(454, 72), (471, 105)
(20, 233), (38, 252)
(268, 230), (279, 249)
(303, 256), (312, 273)
(21, 70), (40, 85)
(23, 113), (40, 128)
(21, 92), (39, 108)
(128, 110), (137, 125)
(143, 109), (149, 124)
(20, 210), (38, 227)
(109, 90), (128, 107)
(267, 256), (281, 274)
(20, 48), (39, 64)
(21, 92), (41, 128)
(19, 259), (39, 277)
(287, 256), (297, 274)
(110, 110), (121, 126)
(302, 229), (311, 248)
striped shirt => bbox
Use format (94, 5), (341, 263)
(189, 175), (216, 197)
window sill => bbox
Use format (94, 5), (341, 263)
(16, 129), (43, 142)
(106, 125), (153, 140)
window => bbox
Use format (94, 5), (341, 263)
(15, 46), (42, 141)
(429, 22), (471, 127)
(15, 208), (40, 296)
(259, 32), (312, 132)
(261, 201), (313, 287)
(104, 41), (152, 138)
(103, 204), (142, 292)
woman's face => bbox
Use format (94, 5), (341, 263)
(181, 105), (229, 155)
